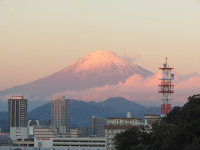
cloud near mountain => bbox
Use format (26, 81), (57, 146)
(53, 70), (200, 105)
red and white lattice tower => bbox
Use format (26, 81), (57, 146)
(159, 58), (174, 117)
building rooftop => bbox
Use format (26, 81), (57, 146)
(0, 136), (13, 146)
(104, 125), (144, 129)
(144, 114), (160, 116)
(11, 96), (24, 99)
(107, 117), (142, 120)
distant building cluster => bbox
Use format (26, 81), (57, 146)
(1, 95), (161, 150)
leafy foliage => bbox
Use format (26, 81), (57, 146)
(114, 94), (200, 150)
(114, 127), (151, 150)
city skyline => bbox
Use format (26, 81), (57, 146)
(1, 1), (200, 149)
(1, 0), (200, 91)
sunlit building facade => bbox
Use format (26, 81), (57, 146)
(8, 96), (27, 128)
(51, 96), (70, 135)
(105, 114), (143, 150)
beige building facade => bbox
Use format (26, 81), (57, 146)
(105, 117), (143, 150)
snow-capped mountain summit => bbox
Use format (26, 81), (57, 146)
(0, 50), (152, 102)
(59, 50), (151, 78)
(61, 50), (132, 74)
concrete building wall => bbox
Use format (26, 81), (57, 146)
(34, 127), (57, 138)
(34, 137), (105, 149)
(70, 127), (88, 138)
(10, 127), (28, 141)
(90, 116), (106, 137)
(8, 96), (27, 129)
(144, 114), (161, 126)
(34, 137), (53, 148)
(105, 117), (143, 150)
(51, 96), (70, 134)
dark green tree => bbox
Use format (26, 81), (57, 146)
(114, 127), (151, 150)
(114, 94), (200, 150)
(151, 94), (200, 150)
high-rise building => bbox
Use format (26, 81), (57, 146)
(8, 96), (27, 128)
(51, 96), (70, 134)
(90, 116), (106, 137)
(8, 96), (28, 140)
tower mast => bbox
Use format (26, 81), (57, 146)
(159, 58), (174, 117)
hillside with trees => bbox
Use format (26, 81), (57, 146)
(114, 94), (200, 150)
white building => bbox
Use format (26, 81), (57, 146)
(105, 113), (143, 150)
(34, 137), (105, 149)
(144, 114), (161, 133)
(10, 127), (28, 141)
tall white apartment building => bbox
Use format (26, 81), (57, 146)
(51, 96), (70, 135)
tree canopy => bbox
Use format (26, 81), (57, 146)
(114, 94), (200, 150)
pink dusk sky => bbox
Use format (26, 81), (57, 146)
(0, 0), (200, 91)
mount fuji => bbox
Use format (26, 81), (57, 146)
(0, 50), (153, 109)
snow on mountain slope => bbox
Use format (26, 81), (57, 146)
(57, 50), (151, 78)
(0, 50), (153, 101)
(62, 50), (134, 74)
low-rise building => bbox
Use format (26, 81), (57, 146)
(70, 127), (88, 138)
(0, 136), (13, 146)
(34, 137), (105, 149)
(10, 127), (28, 141)
(34, 127), (57, 138)
(105, 113), (143, 150)
(144, 114), (161, 132)
(13, 140), (34, 147)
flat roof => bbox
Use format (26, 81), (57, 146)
(144, 114), (160, 116)
(107, 117), (142, 120)
(105, 125), (143, 129)
(11, 96), (24, 99)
